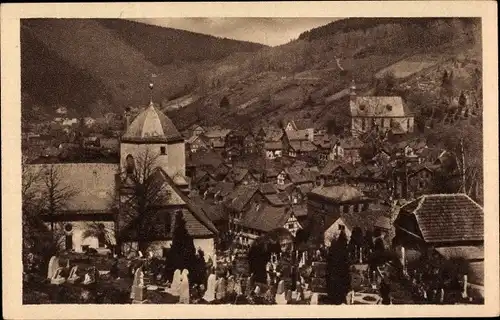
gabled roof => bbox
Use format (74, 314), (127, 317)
(259, 183), (278, 195)
(225, 185), (259, 212)
(210, 181), (235, 198)
(289, 140), (317, 152)
(203, 128), (232, 139)
(398, 194), (483, 243)
(320, 161), (355, 176)
(339, 136), (364, 149)
(239, 204), (292, 232)
(435, 246), (484, 261)
(264, 141), (283, 150)
(264, 194), (287, 207)
(259, 126), (283, 141)
(226, 167), (250, 183)
(187, 150), (223, 169)
(350, 96), (408, 118)
(144, 168), (218, 236)
(286, 129), (311, 142)
(334, 208), (387, 233)
(310, 184), (365, 202)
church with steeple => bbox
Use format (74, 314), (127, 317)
(26, 84), (218, 260)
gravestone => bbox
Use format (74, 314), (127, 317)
(67, 266), (80, 284)
(310, 262), (327, 293)
(47, 256), (59, 279)
(130, 267), (147, 304)
(50, 267), (66, 285)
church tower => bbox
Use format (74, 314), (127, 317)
(120, 82), (188, 190)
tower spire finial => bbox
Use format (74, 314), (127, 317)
(149, 73), (157, 106)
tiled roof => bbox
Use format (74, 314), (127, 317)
(189, 195), (226, 222)
(239, 204), (291, 232)
(227, 167), (249, 183)
(350, 96), (407, 117)
(289, 140), (317, 152)
(210, 181), (235, 197)
(264, 141), (283, 150)
(122, 103), (182, 143)
(291, 204), (308, 217)
(297, 184), (314, 196)
(153, 169), (218, 235)
(203, 128), (232, 139)
(264, 194), (286, 207)
(339, 136), (364, 149)
(187, 150), (223, 169)
(225, 185), (259, 212)
(435, 246), (484, 261)
(399, 194), (483, 243)
(286, 129), (311, 141)
(335, 209), (387, 233)
(320, 160), (355, 176)
(259, 183), (278, 195)
(260, 126), (283, 141)
(310, 184), (365, 202)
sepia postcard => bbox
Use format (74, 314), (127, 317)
(1, 1), (498, 319)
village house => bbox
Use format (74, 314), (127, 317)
(349, 83), (414, 137)
(313, 135), (333, 162)
(202, 128), (231, 151)
(83, 117), (96, 127)
(233, 205), (303, 245)
(338, 136), (364, 164)
(306, 184), (374, 242)
(255, 126), (284, 151)
(393, 194), (484, 298)
(224, 167), (257, 186)
(224, 185), (260, 231)
(318, 161), (355, 186)
(186, 134), (208, 153)
(242, 133), (257, 154)
(56, 106), (68, 115)
(27, 100), (219, 261)
(188, 124), (205, 137)
(392, 162), (440, 199)
(281, 119), (315, 138)
(264, 141), (284, 159)
(225, 130), (247, 150)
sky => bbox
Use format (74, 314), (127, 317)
(131, 18), (339, 46)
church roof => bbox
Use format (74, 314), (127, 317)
(122, 102), (183, 143)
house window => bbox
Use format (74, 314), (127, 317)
(97, 223), (106, 248)
(160, 146), (166, 154)
(65, 234), (73, 251)
(362, 203), (369, 211)
(407, 118), (411, 130)
(288, 223), (294, 230)
(126, 154), (135, 174)
(353, 204), (360, 213)
(361, 119), (366, 131)
(343, 205), (349, 213)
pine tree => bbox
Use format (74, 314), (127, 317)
(167, 211), (197, 278)
(326, 235), (351, 304)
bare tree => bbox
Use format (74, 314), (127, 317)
(39, 164), (78, 235)
(118, 149), (172, 253)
